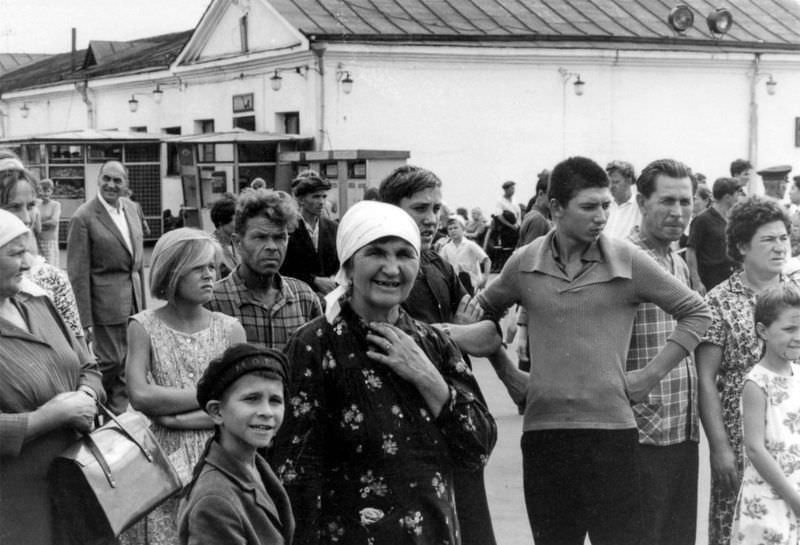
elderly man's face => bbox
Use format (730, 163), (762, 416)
(97, 161), (129, 208)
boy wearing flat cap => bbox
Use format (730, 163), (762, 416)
(280, 170), (339, 296)
(178, 344), (294, 545)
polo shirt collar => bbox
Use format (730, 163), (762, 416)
(519, 230), (633, 284)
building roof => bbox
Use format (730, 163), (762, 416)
(0, 128), (163, 143)
(271, 0), (800, 50)
(0, 30), (193, 94)
(0, 53), (51, 76)
(1, 0), (799, 95)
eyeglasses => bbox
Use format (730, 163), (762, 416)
(101, 174), (126, 185)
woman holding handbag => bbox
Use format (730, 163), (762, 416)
(0, 209), (104, 545)
(122, 227), (246, 545)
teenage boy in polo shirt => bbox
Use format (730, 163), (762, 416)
(478, 156), (711, 545)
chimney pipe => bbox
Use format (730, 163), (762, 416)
(71, 28), (76, 72)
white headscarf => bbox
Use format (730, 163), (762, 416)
(324, 200), (420, 323)
(0, 209), (29, 249)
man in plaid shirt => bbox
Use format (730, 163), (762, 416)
(627, 159), (698, 545)
(208, 188), (322, 351)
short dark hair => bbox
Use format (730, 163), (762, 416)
(548, 157), (609, 207)
(210, 193), (237, 228)
(636, 159), (692, 199)
(730, 159), (753, 177)
(712, 177), (741, 201)
(234, 188), (299, 235)
(535, 172), (549, 195)
(378, 165), (442, 205)
(726, 196), (790, 263)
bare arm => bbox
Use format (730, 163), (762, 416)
(125, 320), (205, 417)
(697, 342), (739, 494)
(742, 380), (800, 514)
(438, 320), (502, 357)
(686, 248), (706, 295)
(487, 348), (528, 406)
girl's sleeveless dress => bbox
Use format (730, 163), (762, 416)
(121, 310), (240, 545)
(732, 364), (800, 545)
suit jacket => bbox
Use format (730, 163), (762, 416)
(280, 216), (338, 288)
(178, 440), (294, 545)
(67, 196), (144, 327)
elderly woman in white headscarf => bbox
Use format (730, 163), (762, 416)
(273, 201), (496, 545)
(0, 209), (103, 544)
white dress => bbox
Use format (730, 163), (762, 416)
(732, 364), (800, 545)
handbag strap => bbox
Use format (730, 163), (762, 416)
(84, 434), (118, 488)
(96, 403), (154, 463)
(82, 404), (157, 488)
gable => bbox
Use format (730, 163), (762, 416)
(179, 0), (307, 65)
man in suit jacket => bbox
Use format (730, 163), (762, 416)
(67, 161), (144, 414)
(280, 170), (339, 295)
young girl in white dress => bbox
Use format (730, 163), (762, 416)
(123, 228), (246, 545)
(732, 284), (800, 544)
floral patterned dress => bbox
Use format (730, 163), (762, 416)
(121, 310), (240, 545)
(704, 272), (800, 545)
(273, 303), (497, 545)
(732, 364), (800, 545)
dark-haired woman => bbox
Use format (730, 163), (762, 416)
(697, 196), (799, 545)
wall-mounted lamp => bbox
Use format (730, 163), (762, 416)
(336, 64), (354, 95)
(128, 95), (139, 113)
(707, 8), (733, 35)
(668, 4), (695, 33)
(152, 83), (163, 104)
(558, 67), (585, 96)
(765, 75), (778, 96)
(20, 103), (30, 119)
(269, 65), (317, 92)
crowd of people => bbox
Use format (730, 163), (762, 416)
(2, 149), (800, 545)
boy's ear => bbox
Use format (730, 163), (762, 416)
(755, 322), (767, 340)
(206, 400), (223, 425)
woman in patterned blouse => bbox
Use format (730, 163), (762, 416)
(272, 201), (496, 545)
(697, 196), (797, 545)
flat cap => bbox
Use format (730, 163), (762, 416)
(197, 343), (288, 409)
(502, 180), (516, 189)
(757, 165), (792, 179)
(291, 170), (331, 197)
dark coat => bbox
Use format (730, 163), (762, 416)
(67, 196), (144, 327)
(280, 217), (338, 289)
(178, 440), (294, 545)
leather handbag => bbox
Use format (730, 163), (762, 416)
(48, 404), (183, 544)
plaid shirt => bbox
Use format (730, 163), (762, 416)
(208, 266), (322, 351)
(627, 230), (698, 445)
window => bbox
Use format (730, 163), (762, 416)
(239, 14), (249, 53)
(238, 142), (277, 163)
(232, 115), (256, 131)
(232, 93), (254, 113)
(195, 119), (215, 162)
(195, 119), (215, 133)
(276, 112), (300, 134)
(87, 144), (123, 163)
(163, 126), (181, 175)
(129, 126), (147, 133)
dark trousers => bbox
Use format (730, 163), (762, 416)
(521, 428), (645, 545)
(453, 469), (496, 545)
(93, 323), (129, 415)
(637, 441), (698, 545)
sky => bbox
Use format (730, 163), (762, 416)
(0, 0), (210, 53)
